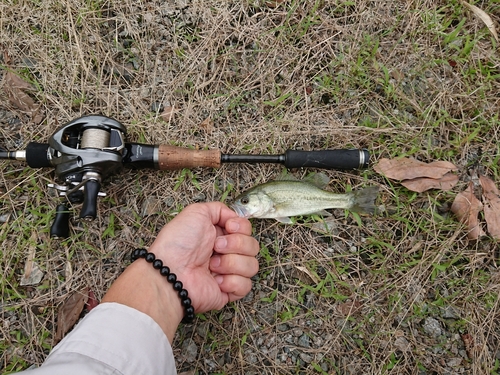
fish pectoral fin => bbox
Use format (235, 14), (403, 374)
(275, 217), (293, 224)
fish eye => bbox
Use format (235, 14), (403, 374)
(240, 196), (250, 205)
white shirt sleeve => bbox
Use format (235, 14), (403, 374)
(20, 302), (177, 375)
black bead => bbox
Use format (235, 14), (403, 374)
(182, 313), (195, 323)
(129, 248), (195, 324)
(173, 281), (183, 291)
(145, 252), (155, 263)
(160, 266), (170, 276)
(131, 249), (141, 261)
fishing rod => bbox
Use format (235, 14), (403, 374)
(1, 115), (370, 238)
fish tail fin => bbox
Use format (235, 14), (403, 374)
(349, 186), (379, 215)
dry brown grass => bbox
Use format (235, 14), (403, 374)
(1, 0), (500, 374)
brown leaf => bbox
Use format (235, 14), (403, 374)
(54, 288), (89, 344)
(2, 52), (44, 124)
(479, 175), (500, 240)
(199, 117), (214, 134)
(6, 70), (36, 91)
(401, 172), (459, 193)
(374, 158), (457, 181)
(294, 266), (320, 284)
(20, 232), (44, 286)
(160, 105), (175, 122)
(450, 182), (485, 240)
(461, 333), (474, 358)
(338, 300), (363, 316)
(85, 290), (100, 312)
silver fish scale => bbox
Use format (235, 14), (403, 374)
(259, 181), (354, 218)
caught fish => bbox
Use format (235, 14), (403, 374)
(231, 177), (378, 223)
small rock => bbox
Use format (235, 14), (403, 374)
(441, 306), (460, 319)
(193, 192), (205, 202)
(292, 328), (303, 337)
(195, 321), (209, 339)
(143, 12), (154, 24)
(423, 317), (442, 338)
(299, 352), (313, 363)
(182, 339), (198, 362)
(141, 197), (160, 217)
(394, 336), (411, 352)
(446, 357), (462, 367)
(297, 334), (310, 348)
(150, 102), (164, 113)
(277, 323), (289, 332)
(310, 216), (339, 235)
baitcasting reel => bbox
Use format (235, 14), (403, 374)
(38, 115), (126, 237)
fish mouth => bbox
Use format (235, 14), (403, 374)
(230, 203), (249, 218)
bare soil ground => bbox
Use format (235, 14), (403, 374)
(1, 0), (500, 374)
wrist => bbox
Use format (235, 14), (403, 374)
(102, 252), (189, 342)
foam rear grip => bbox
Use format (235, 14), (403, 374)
(284, 149), (370, 170)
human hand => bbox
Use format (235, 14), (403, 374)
(148, 202), (260, 314)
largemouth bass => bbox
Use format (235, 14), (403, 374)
(231, 179), (378, 223)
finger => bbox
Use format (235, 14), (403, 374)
(214, 233), (259, 257)
(224, 217), (253, 236)
(201, 202), (239, 227)
(215, 274), (253, 301)
(210, 253), (259, 278)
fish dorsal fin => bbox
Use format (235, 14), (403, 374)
(274, 171), (330, 188)
(302, 172), (330, 189)
(275, 170), (300, 182)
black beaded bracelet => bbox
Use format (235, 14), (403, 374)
(131, 248), (195, 323)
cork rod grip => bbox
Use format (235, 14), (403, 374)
(157, 145), (221, 170)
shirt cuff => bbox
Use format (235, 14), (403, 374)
(44, 302), (177, 375)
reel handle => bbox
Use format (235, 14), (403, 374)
(80, 179), (101, 220)
(50, 204), (70, 239)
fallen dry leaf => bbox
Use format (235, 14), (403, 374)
(461, 333), (475, 359)
(337, 300), (363, 316)
(20, 232), (44, 286)
(450, 182), (485, 240)
(479, 174), (500, 240)
(294, 266), (320, 284)
(54, 288), (89, 344)
(401, 172), (459, 193)
(199, 117), (214, 133)
(461, 0), (498, 43)
(374, 158), (457, 181)
(2, 52), (44, 124)
(4, 72), (44, 124)
(160, 105), (175, 122)
(85, 290), (100, 312)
